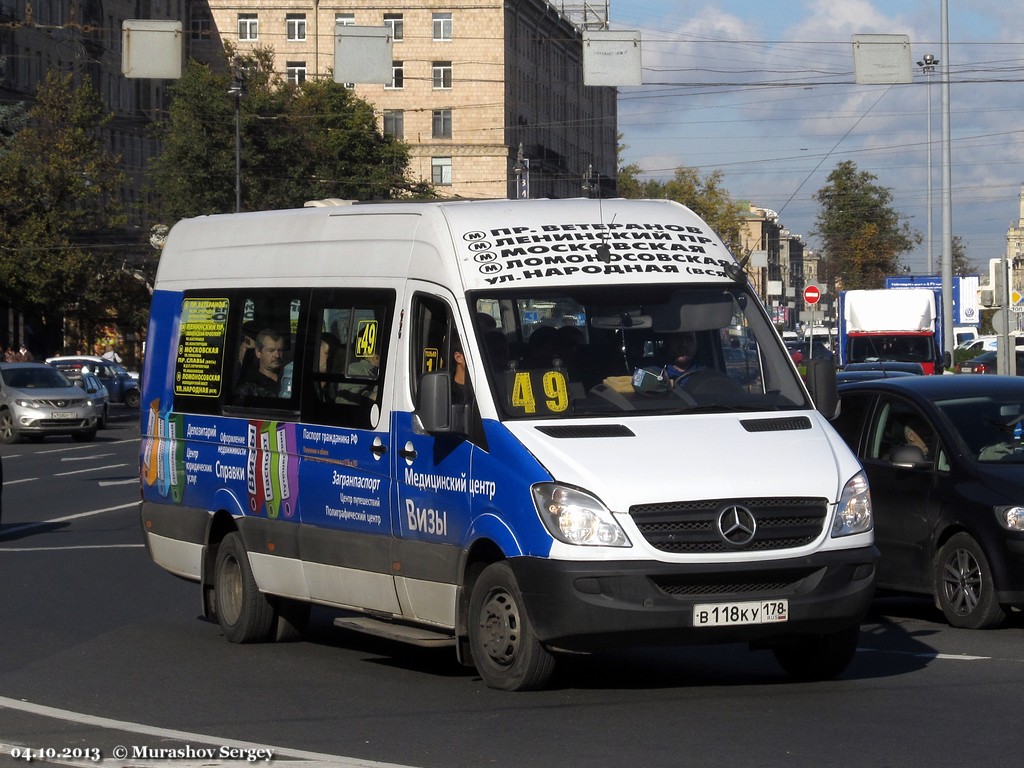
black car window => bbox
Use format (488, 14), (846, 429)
(831, 392), (875, 454)
(867, 396), (935, 464)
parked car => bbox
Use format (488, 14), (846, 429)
(0, 362), (98, 444)
(77, 372), (110, 428)
(832, 375), (1024, 628)
(45, 356), (141, 408)
(957, 349), (1024, 375)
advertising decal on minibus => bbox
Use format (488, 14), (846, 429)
(462, 221), (732, 285)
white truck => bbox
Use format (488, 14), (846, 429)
(838, 288), (943, 374)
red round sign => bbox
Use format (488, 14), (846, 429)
(803, 285), (821, 305)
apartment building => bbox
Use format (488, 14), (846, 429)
(186, 0), (618, 199)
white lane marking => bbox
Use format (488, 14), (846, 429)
(0, 544), (144, 552)
(0, 696), (419, 768)
(0, 502), (139, 538)
(63, 453), (115, 461)
(55, 463), (130, 477)
(98, 479), (140, 487)
(859, 647), (991, 660)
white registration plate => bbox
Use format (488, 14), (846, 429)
(51, 412), (76, 419)
(693, 600), (788, 627)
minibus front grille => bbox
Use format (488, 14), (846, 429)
(628, 497), (829, 553)
(651, 568), (817, 598)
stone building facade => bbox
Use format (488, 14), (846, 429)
(186, 0), (618, 199)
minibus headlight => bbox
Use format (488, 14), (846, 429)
(832, 471), (873, 537)
(532, 483), (631, 547)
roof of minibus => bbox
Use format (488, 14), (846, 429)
(154, 198), (737, 292)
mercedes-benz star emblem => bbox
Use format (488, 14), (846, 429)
(717, 505), (757, 547)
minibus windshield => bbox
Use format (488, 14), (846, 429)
(471, 284), (810, 419)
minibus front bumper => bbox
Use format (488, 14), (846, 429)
(508, 546), (878, 650)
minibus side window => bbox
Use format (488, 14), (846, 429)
(302, 289), (394, 430)
(228, 291), (305, 410)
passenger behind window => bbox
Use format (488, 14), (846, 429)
(315, 332), (343, 402)
(236, 328), (285, 398)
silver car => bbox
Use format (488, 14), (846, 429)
(0, 362), (98, 444)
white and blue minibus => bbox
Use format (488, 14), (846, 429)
(139, 198), (876, 690)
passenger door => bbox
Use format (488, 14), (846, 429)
(391, 288), (475, 626)
(859, 395), (939, 592)
(297, 288), (400, 612)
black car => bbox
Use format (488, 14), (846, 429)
(958, 349), (1024, 375)
(833, 375), (1024, 628)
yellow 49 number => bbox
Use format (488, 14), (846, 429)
(509, 370), (570, 415)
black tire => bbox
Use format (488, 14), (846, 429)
(98, 405), (108, 429)
(124, 389), (141, 409)
(772, 624), (860, 681)
(935, 532), (1005, 629)
(214, 532), (276, 643)
(0, 411), (21, 444)
(72, 429), (97, 443)
(468, 561), (555, 691)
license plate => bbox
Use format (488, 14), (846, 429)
(51, 412), (77, 419)
(693, 600), (788, 627)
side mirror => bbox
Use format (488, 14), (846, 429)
(805, 358), (839, 419)
(940, 351), (952, 373)
(416, 371), (453, 433)
(890, 444), (929, 469)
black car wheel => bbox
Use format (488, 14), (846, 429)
(935, 533), (1005, 629)
(124, 389), (141, 409)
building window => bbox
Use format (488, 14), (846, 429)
(287, 62), (307, 85)
(286, 14), (306, 42)
(432, 110), (452, 139)
(432, 157), (452, 186)
(432, 62), (452, 89)
(238, 13), (258, 41)
(387, 61), (404, 89)
(384, 13), (403, 41)
(433, 13), (452, 41)
(383, 110), (405, 139)
(190, 12), (211, 40)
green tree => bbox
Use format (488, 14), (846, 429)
(617, 162), (744, 252)
(813, 161), (919, 290)
(148, 50), (430, 222)
(0, 70), (129, 356)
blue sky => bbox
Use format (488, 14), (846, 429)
(610, 1), (1023, 277)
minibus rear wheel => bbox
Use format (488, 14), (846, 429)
(468, 561), (555, 691)
(214, 532), (276, 643)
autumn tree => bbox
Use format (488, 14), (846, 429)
(813, 161), (919, 290)
(617, 162), (744, 253)
(0, 70), (131, 357)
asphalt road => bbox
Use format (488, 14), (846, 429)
(2, 408), (1023, 767)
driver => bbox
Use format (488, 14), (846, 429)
(663, 331), (700, 380)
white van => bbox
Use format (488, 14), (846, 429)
(139, 198), (876, 690)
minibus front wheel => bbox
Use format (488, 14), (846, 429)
(468, 561), (555, 691)
(214, 532), (276, 643)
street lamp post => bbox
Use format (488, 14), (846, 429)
(917, 53), (938, 276)
(227, 58), (247, 213)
